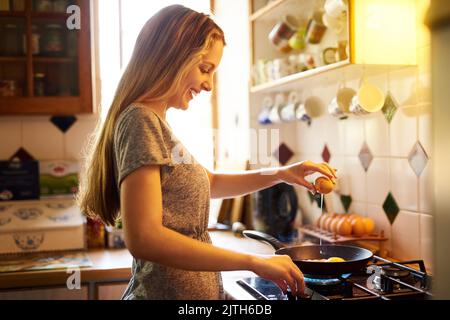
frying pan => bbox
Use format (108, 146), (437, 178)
(243, 230), (373, 276)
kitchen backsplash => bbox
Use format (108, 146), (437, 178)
(269, 45), (432, 269)
(0, 115), (98, 162)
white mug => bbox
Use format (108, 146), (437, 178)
(350, 81), (385, 115)
(280, 91), (300, 122)
(324, 0), (347, 18)
(329, 86), (356, 118)
(258, 96), (273, 124)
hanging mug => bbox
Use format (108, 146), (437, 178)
(280, 91), (300, 122)
(328, 83), (355, 119)
(268, 93), (285, 124)
(350, 77), (385, 115)
(258, 96), (273, 125)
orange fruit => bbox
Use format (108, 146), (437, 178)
(362, 217), (375, 235)
(337, 219), (352, 236)
(329, 216), (342, 233)
(351, 217), (366, 237)
(314, 177), (334, 194)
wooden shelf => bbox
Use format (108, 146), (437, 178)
(0, 11), (26, 17)
(250, 0), (287, 21)
(31, 12), (70, 19)
(298, 224), (388, 244)
(0, 56), (27, 62)
(34, 57), (77, 64)
(250, 60), (350, 93)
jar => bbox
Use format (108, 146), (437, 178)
(11, 0), (25, 11)
(4, 24), (22, 55)
(23, 25), (40, 55)
(305, 10), (327, 44)
(34, 0), (52, 12)
(34, 73), (46, 96)
(0, 0), (10, 11)
(53, 0), (68, 12)
(43, 24), (64, 56)
(0, 80), (20, 97)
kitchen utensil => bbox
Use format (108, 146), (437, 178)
(243, 230), (373, 276)
(252, 184), (298, 242)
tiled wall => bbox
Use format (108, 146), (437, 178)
(0, 115), (98, 163)
(273, 49), (433, 269)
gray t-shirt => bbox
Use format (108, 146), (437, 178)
(113, 103), (223, 300)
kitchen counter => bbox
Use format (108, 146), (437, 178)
(0, 231), (275, 299)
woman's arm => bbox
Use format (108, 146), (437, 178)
(206, 161), (337, 199)
(120, 165), (305, 296)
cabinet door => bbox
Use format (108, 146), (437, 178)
(0, 285), (89, 300)
(96, 282), (128, 300)
(0, 0), (93, 115)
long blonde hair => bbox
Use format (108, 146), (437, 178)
(77, 5), (225, 226)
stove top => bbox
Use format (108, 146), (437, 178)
(236, 256), (432, 300)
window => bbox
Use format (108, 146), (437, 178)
(97, 0), (214, 170)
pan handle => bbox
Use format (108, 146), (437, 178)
(242, 230), (285, 250)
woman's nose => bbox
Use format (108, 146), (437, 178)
(202, 81), (212, 92)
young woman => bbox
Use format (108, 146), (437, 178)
(77, 5), (337, 300)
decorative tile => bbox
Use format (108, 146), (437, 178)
(358, 142), (373, 172)
(50, 116), (77, 133)
(340, 195), (352, 213)
(382, 92), (399, 124)
(321, 144), (331, 163)
(408, 141), (429, 177)
(273, 143), (294, 166)
(383, 192), (400, 225)
(9, 148), (35, 161)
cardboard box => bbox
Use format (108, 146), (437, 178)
(0, 199), (86, 255)
(39, 161), (79, 198)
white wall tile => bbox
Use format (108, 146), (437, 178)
(418, 103), (432, 159)
(420, 213), (434, 273)
(389, 106), (418, 157)
(22, 119), (64, 160)
(64, 118), (98, 160)
(364, 112), (390, 157)
(349, 201), (367, 216)
(419, 160), (432, 214)
(388, 67), (418, 107)
(343, 117), (365, 156)
(297, 120), (323, 155)
(391, 210), (421, 260)
(323, 114), (345, 157)
(417, 46), (431, 104)
(367, 204), (392, 255)
(343, 156), (367, 202)
(367, 158), (390, 205)
(390, 158), (418, 212)
(0, 120), (21, 160)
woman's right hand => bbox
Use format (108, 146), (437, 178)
(250, 254), (305, 297)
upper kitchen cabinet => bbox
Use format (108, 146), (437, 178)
(0, 0), (93, 115)
(249, 0), (419, 93)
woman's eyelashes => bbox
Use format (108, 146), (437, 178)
(200, 66), (210, 74)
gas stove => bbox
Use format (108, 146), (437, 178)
(236, 256), (432, 300)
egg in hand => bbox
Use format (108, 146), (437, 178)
(314, 177), (335, 194)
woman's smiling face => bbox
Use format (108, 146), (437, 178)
(168, 40), (224, 109)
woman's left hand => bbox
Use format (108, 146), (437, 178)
(277, 161), (337, 193)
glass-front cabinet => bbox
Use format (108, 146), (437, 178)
(0, 0), (92, 115)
